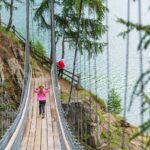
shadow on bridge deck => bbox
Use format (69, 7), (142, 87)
(20, 76), (61, 150)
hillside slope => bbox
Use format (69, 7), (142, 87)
(0, 27), (44, 138)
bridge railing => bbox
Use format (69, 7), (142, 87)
(51, 65), (84, 150)
(0, 67), (32, 150)
(1, 22), (81, 86)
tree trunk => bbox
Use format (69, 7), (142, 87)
(7, 0), (13, 31)
(61, 36), (65, 59)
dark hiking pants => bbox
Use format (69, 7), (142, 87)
(39, 101), (46, 115)
(58, 69), (64, 79)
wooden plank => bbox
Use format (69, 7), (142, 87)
(40, 77), (48, 150)
(20, 76), (64, 150)
(33, 77), (44, 150)
(41, 115), (48, 150)
(20, 79), (35, 150)
(46, 79), (55, 150)
(26, 78), (38, 150)
(50, 89), (61, 150)
(33, 100), (42, 150)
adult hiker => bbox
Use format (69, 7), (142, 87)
(34, 85), (49, 118)
(57, 59), (65, 79)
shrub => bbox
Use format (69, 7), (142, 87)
(32, 41), (46, 57)
(0, 103), (6, 111)
(108, 88), (122, 114)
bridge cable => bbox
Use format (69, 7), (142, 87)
(83, 49), (88, 148)
(30, 2), (35, 43)
(50, 0), (58, 87)
(94, 51), (99, 147)
(121, 0), (130, 148)
(82, 9), (87, 148)
(68, 0), (83, 104)
(25, 0), (30, 77)
(77, 49), (82, 149)
(1, 83), (4, 137)
(79, 42), (83, 144)
(138, 0), (144, 148)
(76, 52), (80, 143)
(88, 52), (92, 147)
(93, 8), (99, 148)
(87, 6), (92, 147)
(105, 0), (111, 148)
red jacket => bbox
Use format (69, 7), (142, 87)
(58, 60), (65, 69)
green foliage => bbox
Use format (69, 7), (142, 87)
(91, 93), (107, 111)
(32, 41), (46, 57)
(10, 103), (17, 110)
(34, 0), (106, 57)
(108, 88), (122, 114)
(117, 18), (150, 50)
(0, 0), (10, 10)
(30, 56), (38, 68)
(97, 111), (106, 123)
(118, 14), (150, 148)
(0, 26), (20, 46)
(0, 103), (6, 111)
(130, 120), (150, 141)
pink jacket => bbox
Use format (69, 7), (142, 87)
(34, 88), (49, 101)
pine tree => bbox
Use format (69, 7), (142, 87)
(34, 0), (106, 58)
(108, 88), (122, 114)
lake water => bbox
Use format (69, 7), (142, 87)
(1, 0), (150, 126)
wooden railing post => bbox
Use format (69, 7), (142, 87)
(12, 25), (15, 34)
(77, 75), (81, 88)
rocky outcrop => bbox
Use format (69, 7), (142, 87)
(0, 57), (5, 82)
(7, 58), (24, 88)
(11, 46), (24, 62)
(64, 100), (102, 149)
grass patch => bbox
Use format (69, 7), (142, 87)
(0, 26), (20, 47)
(0, 103), (6, 111)
(97, 111), (106, 123)
(60, 90), (69, 103)
(30, 56), (38, 69)
(31, 41), (47, 57)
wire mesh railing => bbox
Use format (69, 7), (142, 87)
(0, 67), (32, 150)
(51, 65), (84, 150)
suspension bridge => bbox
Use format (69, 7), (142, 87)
(0, 0), (150, 149)
(0, 0), (83, 149)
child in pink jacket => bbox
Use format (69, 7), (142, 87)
(34, 85), (49, 118)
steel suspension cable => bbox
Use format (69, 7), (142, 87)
(50, 0), (58, 87)
(105, 0), (111, 148)
(88, 55), (92, 146)
(68, 0), (83, 104)
(1, 84), (4, 137)
(121, 0), (130, 148)
(82, 11), (88, 146)
(83, 52), (88, 149)
(93, 8), (99, 147)
(79, 54), (83, 143)
(30, 2), (34, 43)
(84, 7), (93, 148)
(138, 0), (144, 148)
(77, 53), (80, 142)
(94, 52), (99, 147)
(24, 0), (30, 82)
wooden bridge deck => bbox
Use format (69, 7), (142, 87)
(20, 77), (61, 150)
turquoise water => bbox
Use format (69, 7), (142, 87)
(1, 0), (150, 126)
